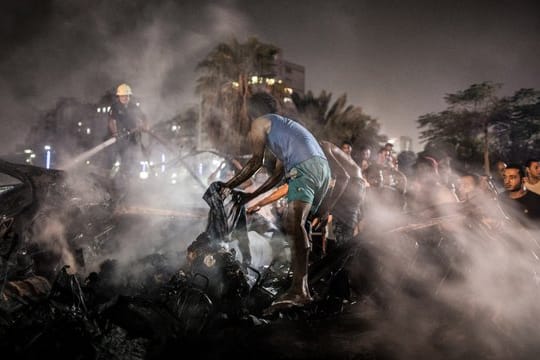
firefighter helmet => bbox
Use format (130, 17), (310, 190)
(116, 83), (133, 96)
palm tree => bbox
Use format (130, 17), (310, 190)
(196, 37), (279, 154)
(292, 91), (386, 158)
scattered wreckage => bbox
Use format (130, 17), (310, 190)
(0, 157), (357, 359)
(3, 155), (540, 359)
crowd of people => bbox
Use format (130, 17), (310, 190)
(211, 91), (540, 311)
(104, 86), (539, 311)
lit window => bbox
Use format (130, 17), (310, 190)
(251, 76), (258, 83)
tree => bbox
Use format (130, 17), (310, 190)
(418, 83), (540, 171)
(195, 37), (279, 154)
(292, 91), (386, 161)
(418, 82), (502, 173)
(491, 88), (540, 162)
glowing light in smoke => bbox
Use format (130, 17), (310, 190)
(161, 153), (166, 173)
(139, 161), (149, 180)
(45, 150), (51, 169)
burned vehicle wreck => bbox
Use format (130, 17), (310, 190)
(0, 156), (359, 359)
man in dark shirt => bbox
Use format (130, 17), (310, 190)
(498, 164), (540, 228)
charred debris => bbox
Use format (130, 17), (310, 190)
(0, 159), (358, 359)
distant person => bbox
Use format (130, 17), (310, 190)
(490, 160), (507, 193)
(220, 92), (331, 308)
(524, 158), (540, 195)
(376, 142), (397, 168)
(358, 145), (372, 172)
(340, 141), (353, 157)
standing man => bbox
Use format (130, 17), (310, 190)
(498, 164), (540, 227)
(318, 141), (366, 245)
(108, 83), (148, 182)
(524, 158), (540, 195)
(221, 92), (331, 307)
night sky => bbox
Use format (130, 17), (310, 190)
(1, 0), (539, 153)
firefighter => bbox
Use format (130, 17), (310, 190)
(108, 83), (148, 191)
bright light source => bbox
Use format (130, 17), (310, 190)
(171, 125), (177, 131)
(30, 154), (36, 158)
(283, 97), (292, 103)
(24, 149), (32, 154)
(161, 153), (166, 173)
(107, 106), (111, 112)
(232, 82), (239, 88)
(139, 162), (149, 179)
(78, 122), (82, 126)
(114, 161), (121, 167)
(45, 150), (51, 169)
(251, 76), (258, 83)
(278, 79), (283, 84)
(284, 87), (293, 95)
(86, 160), (90, 165)
(266, 78), (275, 85)
(44, 145), (51, 150)
(97, 108), (101, 113)
(171, 172), (177, 178)
(86, 128), (91, 134)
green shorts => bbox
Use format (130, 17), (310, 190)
(286, 157), (331, 213)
